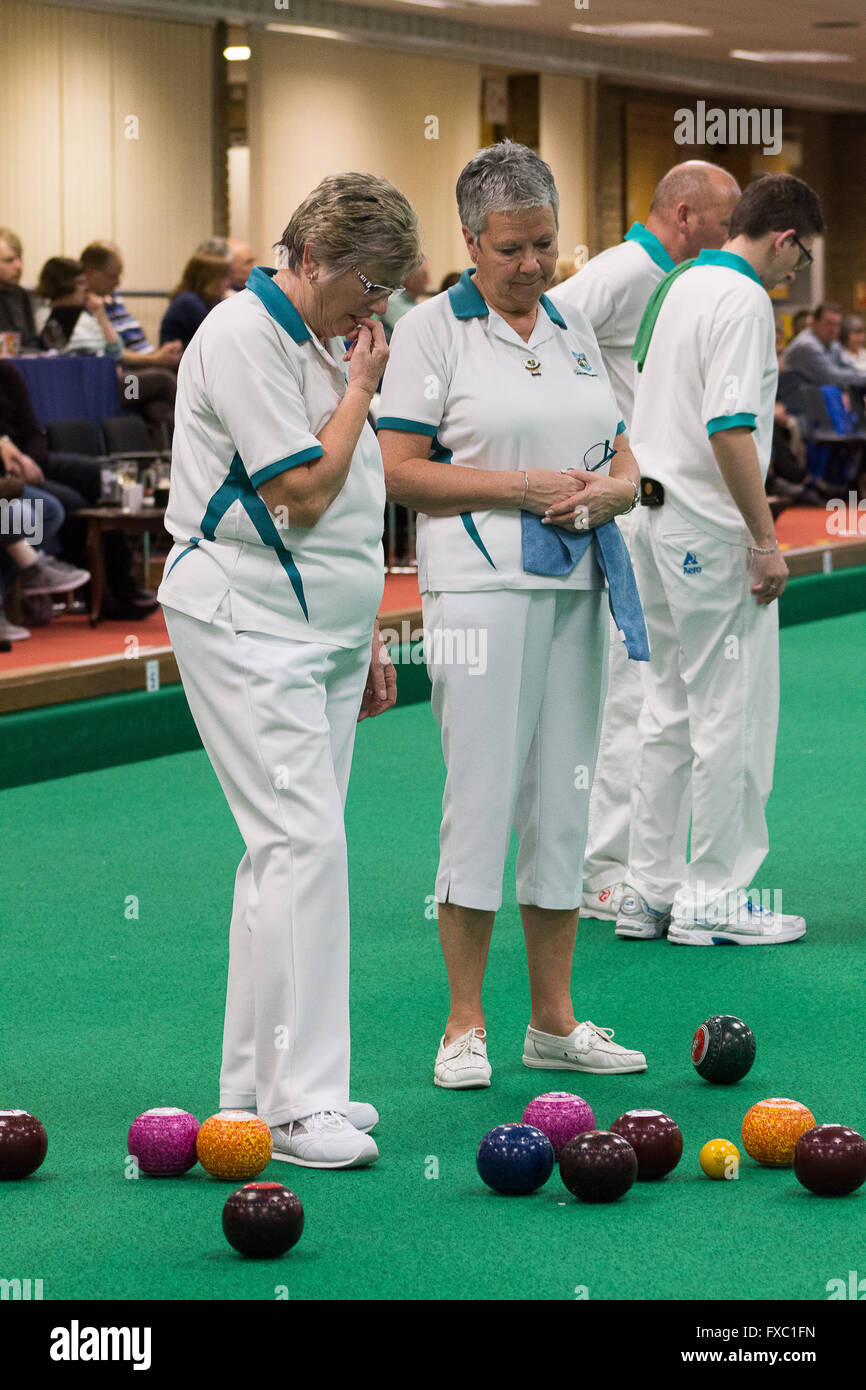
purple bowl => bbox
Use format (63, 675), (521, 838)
(522, 1092), (596, 1158)
(127, 1107), (200, 1175)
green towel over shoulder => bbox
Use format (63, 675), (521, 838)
(631, 258), (697, 372)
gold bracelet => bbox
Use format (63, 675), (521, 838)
(749, 543), (779, 554)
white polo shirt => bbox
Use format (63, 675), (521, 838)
(630, 250), (777, 545)
(376, 268), (625, 594)
(550, 223), (675, 428)
(157, 266), (386, 647)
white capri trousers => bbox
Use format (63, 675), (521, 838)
(163, 592), (370, 1129)
(424, 587), (609, 913)
(626, 504), (780, 916)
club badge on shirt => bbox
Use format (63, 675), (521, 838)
(523, 357), (542, 377)
(572, 352), (597, 376)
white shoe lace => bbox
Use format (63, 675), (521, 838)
(443, 1029), (486, 1064)
(288, 1110), (347, 1137)
(580, 1021), (615, 1044)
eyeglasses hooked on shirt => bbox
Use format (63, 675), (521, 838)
(583, 439), (618, 471)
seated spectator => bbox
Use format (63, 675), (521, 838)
(0, 227), (39, 349)
(35, 258), (123, 359)
(380, 259), (430, 343)
(227, 239), (256, 293)
(780, 302), (866, 414)
(79, 241), (180, 446)
(839, 315), (866, 372)
(770, 318), (836, 507)
(196, 237), (230, 258)
(0, 478), (90, 641)
(790, 308), (813, 340)
(197, 238), (256, 297)
(160, 253), (231, 348)
(0, 362), (158, 619)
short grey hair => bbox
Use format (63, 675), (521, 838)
(456, 141), (559, 240)
(275, 172), (423, 284)
(197, 236), (231, 257)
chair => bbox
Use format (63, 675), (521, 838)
(799, 385), (866, 486)
(101, 415), (168, 466)
(45, 418), (106, 458)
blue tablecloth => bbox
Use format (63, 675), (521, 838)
(10, 355), (119, 428)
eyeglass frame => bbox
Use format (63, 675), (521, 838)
(352, 267), (404, 298)
(584, 439), (618, 472)
(790, 234), (813, 274)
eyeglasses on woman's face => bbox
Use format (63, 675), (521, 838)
(352, 268), (404, 299)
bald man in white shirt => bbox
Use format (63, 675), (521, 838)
(551, 161), (741, 922)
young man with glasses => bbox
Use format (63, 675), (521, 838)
(616, 173), (825, 946)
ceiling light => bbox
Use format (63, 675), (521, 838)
(731, 49), (855, 63)
(223, 46), (251, 61)
(570, 22), (712, 38)
(265, 25), (355, 42)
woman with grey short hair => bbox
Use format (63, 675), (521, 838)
(378, 142), (650, 1088)
(159, 173), (422, 1168)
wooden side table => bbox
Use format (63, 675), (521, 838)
(76, 506), (169, 626)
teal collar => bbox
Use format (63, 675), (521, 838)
(696, 248), (764, 288)
(447, 267), (567, 329)
(247, 266), (311, 343)
(624, 222), (675, 274)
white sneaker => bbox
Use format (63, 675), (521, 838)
(615, 886), (672, 940)
(434, 1028), (491, 1089)
(581, 885), (623, 921)
(225, 1100), (379, 1132)
(270, 1111), (379, 1168)
(669, 899), (806, 946)
(523, 1020), (647, 1074)
(0, 614), (30, 641)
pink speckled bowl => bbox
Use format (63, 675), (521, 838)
(522, 1092), (596, 1158)
(127, 1107), (200, 1175)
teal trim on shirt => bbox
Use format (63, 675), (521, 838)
(165, 537), (201, 577)
(624, 222), (676, 274)
(200, 452), (309, 619)
(539, 293), (567, 329)
(249, 447), (323, 487)
(447, 267), (566, 329)
(460, 513), (496, 568)
(616, 420), (626, 436)
(376, 417), (438, 436)
(246, 266), (311, 343)
(695, 249), (764, 288)
(426, 432), (496, 570)
(448, 268), (489, 320)
(707, 412), (757, 436)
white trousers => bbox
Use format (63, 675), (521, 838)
(424, 588), (609, 912)
(625, 506), (780, 915)
(163, 593), (370, 1128)
(583, 509), (691, 891)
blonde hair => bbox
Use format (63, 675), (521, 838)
(172, 252), (231, 305)
(276, 172), (423, 284)
(0, 227), (23, 257)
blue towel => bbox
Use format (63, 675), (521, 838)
(521, 512), (649, 661)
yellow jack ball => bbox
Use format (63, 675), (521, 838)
(700, 1138), (740, 1180)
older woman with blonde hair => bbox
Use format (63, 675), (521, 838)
(378, 142), (650, 1088)
(159, 173), (422, 1168)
